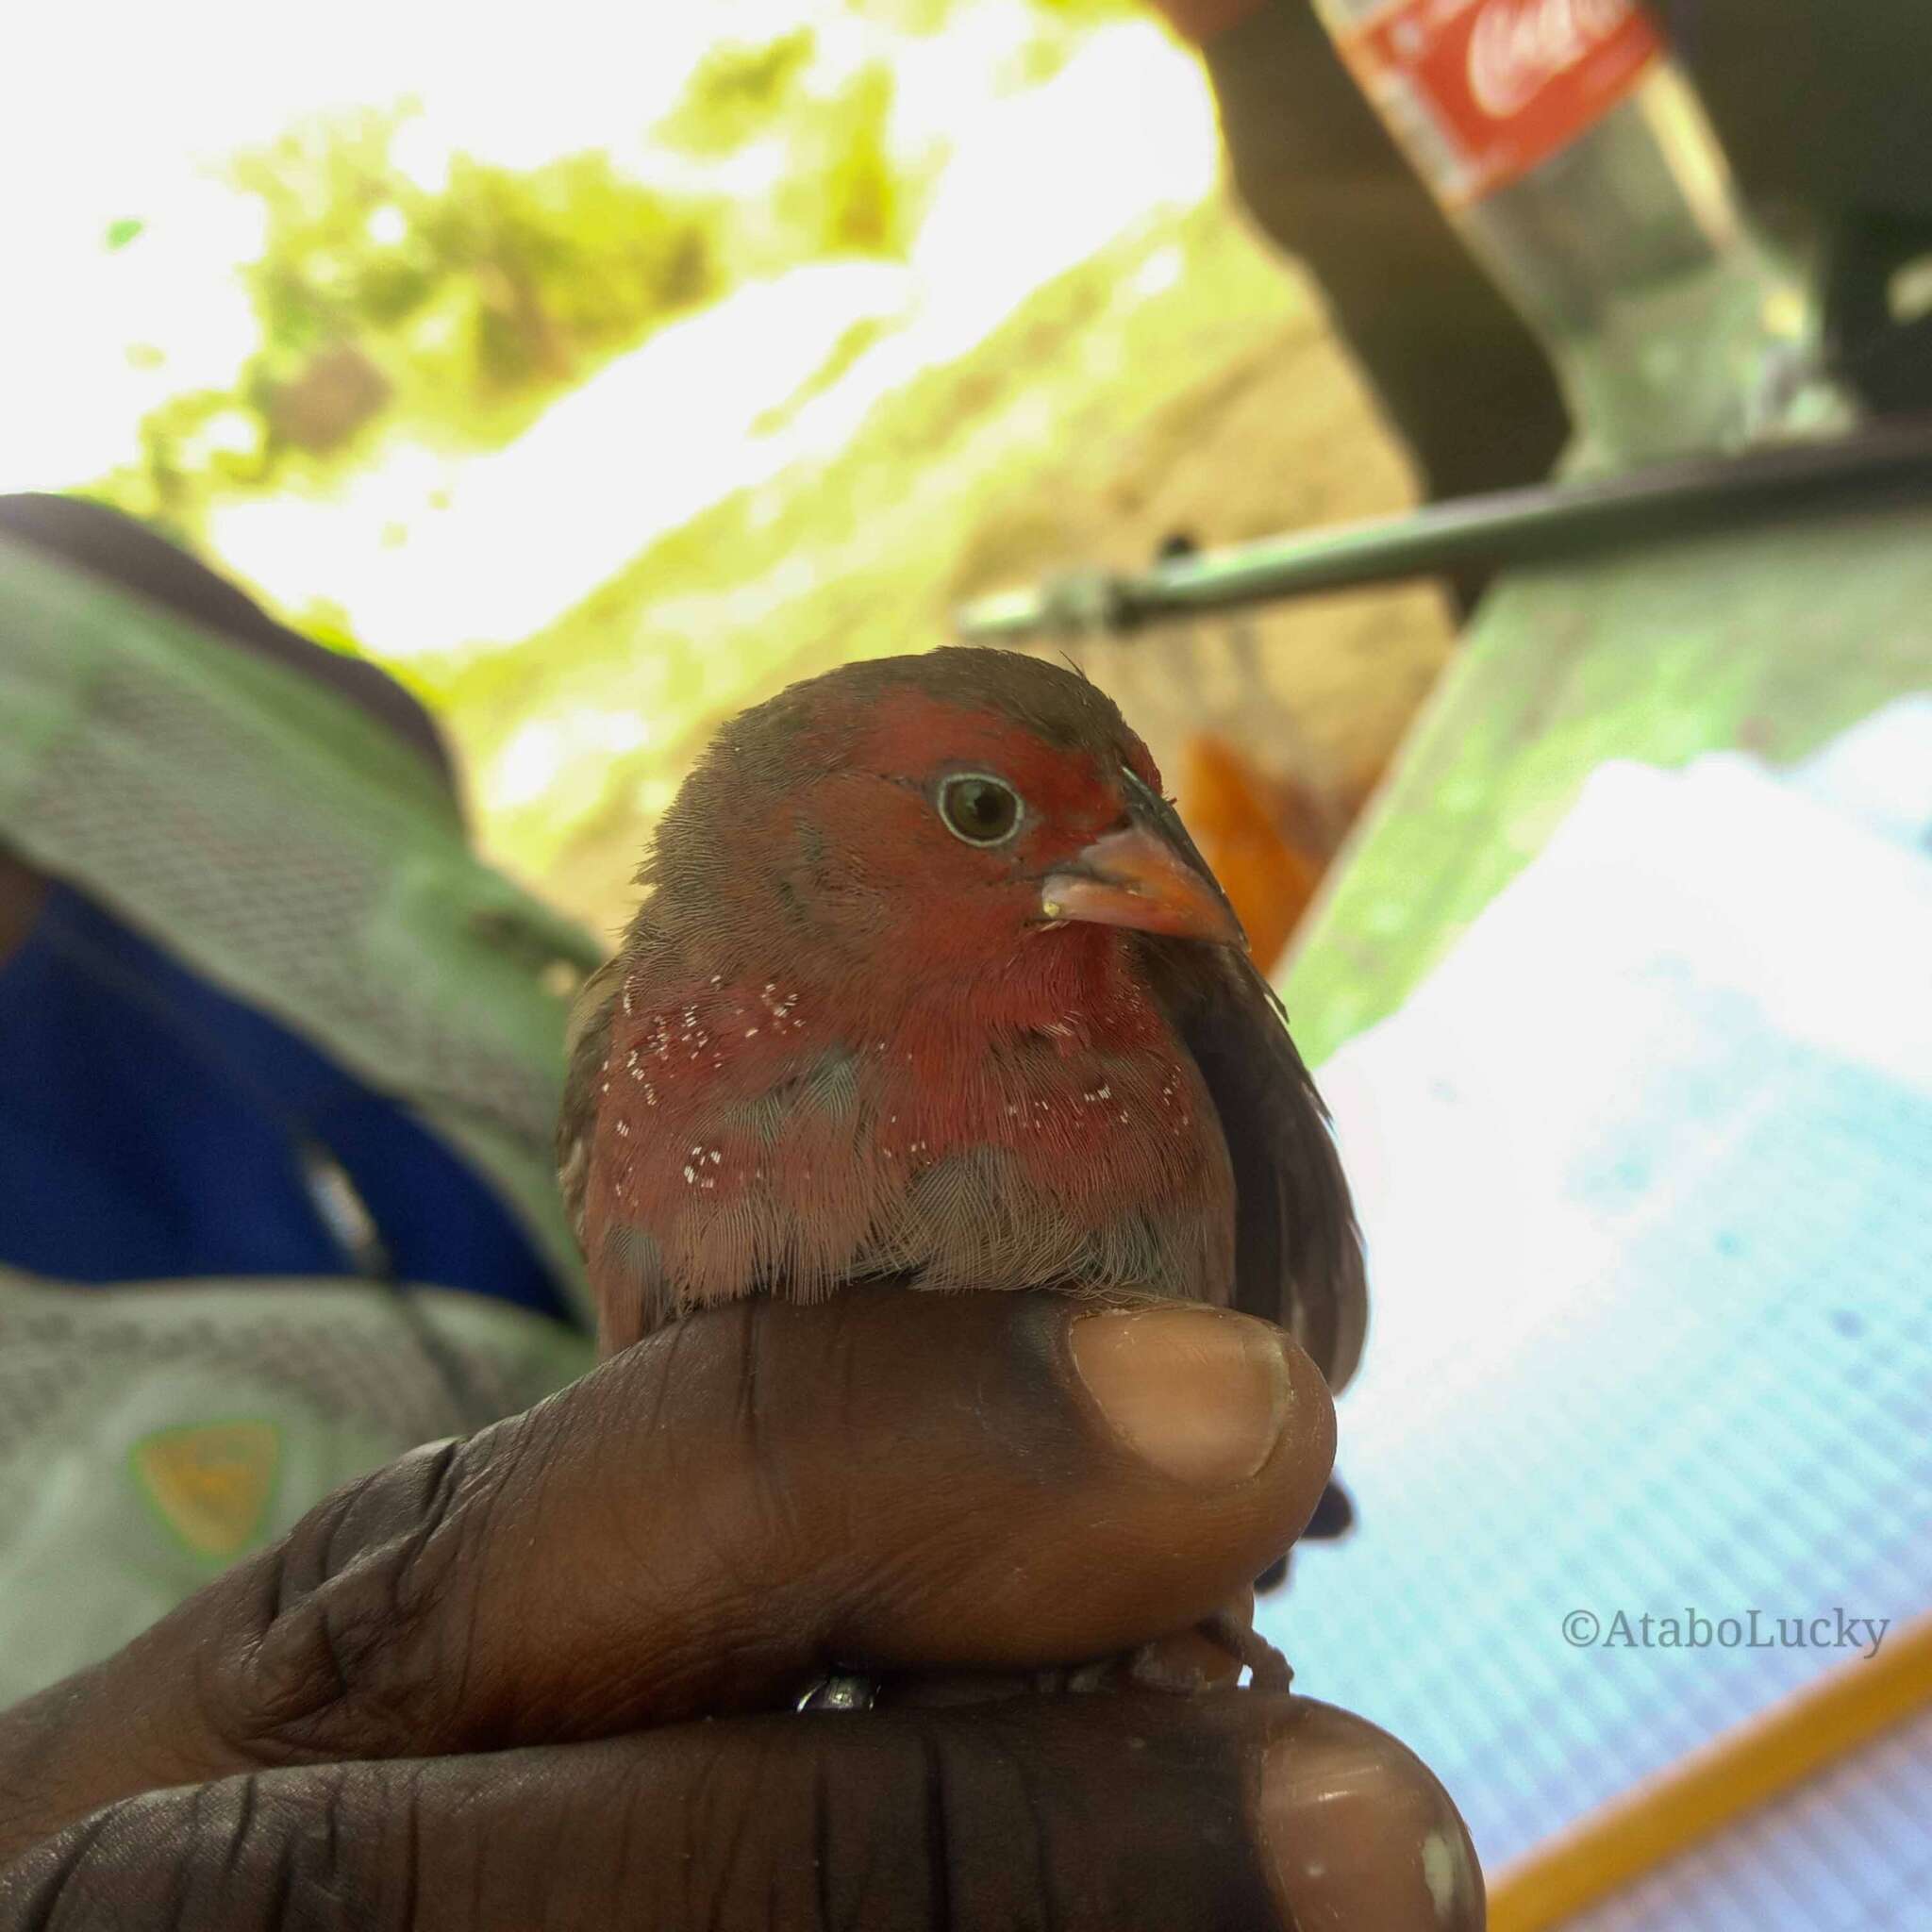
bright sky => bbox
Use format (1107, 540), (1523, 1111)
(2, 1), (825, 489)
(2, 2), (1219, 656)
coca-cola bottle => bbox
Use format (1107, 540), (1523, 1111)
(1313, 0), (1848, 463)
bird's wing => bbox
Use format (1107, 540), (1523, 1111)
(1141, 941), (1368, 1391)
(556, 953), (625, 1257)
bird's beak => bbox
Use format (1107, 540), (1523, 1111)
(1041, 814), (1247, 949)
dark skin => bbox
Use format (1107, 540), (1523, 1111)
(0, 846), (44, 968)
(0, 1288), (1482, 1929)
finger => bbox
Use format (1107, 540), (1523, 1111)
(5, 1695), (1480, 1932)
(886, 1586), (1259, 1706)
(0, 1289), (1332, 1849)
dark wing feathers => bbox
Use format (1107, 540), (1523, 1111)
(1141, 941), (1368, 1392)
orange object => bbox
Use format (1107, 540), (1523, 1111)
(1178, 732), (1331, 974)
(1489, 1609), (1932, 1932)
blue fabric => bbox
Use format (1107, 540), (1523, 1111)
(0, 882), (575, 1324)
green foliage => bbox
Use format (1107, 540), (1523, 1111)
(656, 28), (819, 155)
(94, 3), (1112, 542)
(100, 39), (935, 539)
(224, 110), (727, 404)
(839, 0), (966, 31)
(101, 110), (727, 527)
(812, 64), (909, 257)
(658, 32), (922, 269)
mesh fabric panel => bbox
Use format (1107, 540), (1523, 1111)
(0, 534), (604, 1318)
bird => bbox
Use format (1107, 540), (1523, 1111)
(557, 647), (1367, 1688)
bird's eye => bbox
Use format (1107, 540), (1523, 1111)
(938, 773), (1023, 846)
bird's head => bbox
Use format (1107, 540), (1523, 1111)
(632, 649), (1243, 991)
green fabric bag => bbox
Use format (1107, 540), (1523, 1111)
(0, 534), (601, 1703)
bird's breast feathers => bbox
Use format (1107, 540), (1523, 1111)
(580, 970), (1237, 1351)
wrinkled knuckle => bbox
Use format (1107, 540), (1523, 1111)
(670, 1721), (1011, 1931)
(5, 1795), (189, 1932)
(794, 1707), (1269, 1932)
(203, 1436), (508, 1763)
(663, 1724), (957, 1932)
(3, 1773), (372, 1932)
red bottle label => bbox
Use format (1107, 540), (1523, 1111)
(1337, 0), (1664, 206)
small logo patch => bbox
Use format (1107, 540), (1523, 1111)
(130, 1420), (280, 1560)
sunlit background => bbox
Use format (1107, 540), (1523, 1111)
(14, 16), (1932, 1919)
(6, 0), (1452, 942)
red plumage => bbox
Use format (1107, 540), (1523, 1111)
(559, 648), (1365, 1384)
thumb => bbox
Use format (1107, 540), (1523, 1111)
(0, 1288), (1333, 1856)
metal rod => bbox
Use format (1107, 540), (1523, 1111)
(954, 416), (1932, 643)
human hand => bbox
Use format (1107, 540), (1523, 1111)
(0, 1289), (1479, 1928)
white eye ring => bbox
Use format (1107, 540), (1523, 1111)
(937, 772), (1024, 846)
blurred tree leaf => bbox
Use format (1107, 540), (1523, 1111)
(105, 108), (726, 523)
(812, 64), (910, 257)
(104, 218), (146, 251)
(657, 28), (818, 155)
(93, 4), (1004, 538)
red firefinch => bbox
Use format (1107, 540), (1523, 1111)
(558, 651), (1365, 1686)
